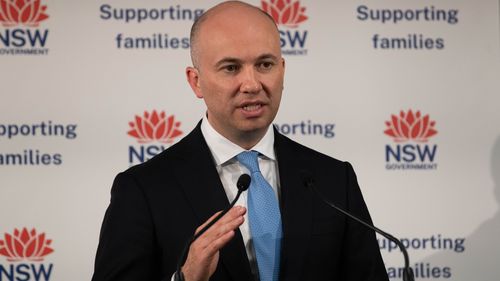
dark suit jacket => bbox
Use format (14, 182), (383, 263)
(92, 123), (389, 281)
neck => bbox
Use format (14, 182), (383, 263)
(204, 115), (270, 150)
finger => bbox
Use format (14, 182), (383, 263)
(195, 206), (246, 234)
(202, 229), (237, 258)
(194, 208), (245, 248)
(195, 210), (223, 234)
(183, 211), (245, 279)
(198, 214), (244, 248)
(204, 212), (245, 254)
(210, 206), (246, 227)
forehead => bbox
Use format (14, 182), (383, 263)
(196, 5), (281, 64)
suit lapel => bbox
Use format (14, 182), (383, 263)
(274, 129), (313, 280)
(173, 123), (253, 280)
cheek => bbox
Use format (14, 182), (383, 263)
(264, 76), (284, 97)
(200, 82), (234, 109)
(205, 80), (240, 101)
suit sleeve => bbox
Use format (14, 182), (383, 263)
(339, 162), (389, 281)
(92, 172), (162, 281)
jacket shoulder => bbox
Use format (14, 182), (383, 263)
(275, 130), (346, 168)
(124, 124), (204, 178)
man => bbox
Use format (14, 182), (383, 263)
(92, 2), (389, 281)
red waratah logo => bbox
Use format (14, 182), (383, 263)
(261, 0), (308, 28)
(0, 0), (49, 27)
(0, 228), (54, 262)
(128, 110), (183, 144)
(384, 110), (438, 143)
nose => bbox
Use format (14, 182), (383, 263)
(239, 67), (262, 94)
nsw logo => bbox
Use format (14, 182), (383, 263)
(384, 110), (438, 170)
(261, 0), (309, 55)
(0, 227), (54, 281)
(128, 110), (183, 165)
(0, 0), (49, 27)
(0, 0), (50, 55)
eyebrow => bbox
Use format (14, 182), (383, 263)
(214, 53), (279, 69)
(214, 57), (242, 69)
(257, 54), (279, 61)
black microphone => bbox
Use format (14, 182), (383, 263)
(302, 172), (415, 281)
(174, 174), (251, 281)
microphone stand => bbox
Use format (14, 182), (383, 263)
(304, 177), (415, 281)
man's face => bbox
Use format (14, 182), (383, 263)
(187, 6), (284, 145)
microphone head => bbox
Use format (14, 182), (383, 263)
(237, 174), (251, 191)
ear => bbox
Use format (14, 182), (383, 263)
(186, 66), (203, 99)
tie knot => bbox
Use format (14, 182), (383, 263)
(237, 150), (260, 173)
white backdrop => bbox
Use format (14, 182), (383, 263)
(1, 0), (499, 280)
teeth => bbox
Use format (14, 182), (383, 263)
(243, 104), (261, 111)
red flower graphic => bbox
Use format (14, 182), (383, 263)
(0, 0), (49, 27)
(261, 0), (308, 28)
(128, 110), (183, 144)
(0, 228), (54, 262)
(384, 110), (438, 143)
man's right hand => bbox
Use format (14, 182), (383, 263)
(181, 206), (246, 281)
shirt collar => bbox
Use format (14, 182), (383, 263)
(200, 115), (276, 166)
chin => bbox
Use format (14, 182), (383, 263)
(238, 121), (271, 134)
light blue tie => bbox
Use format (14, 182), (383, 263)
(237, 150), (282, 281)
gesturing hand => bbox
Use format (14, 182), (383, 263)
(181, 206), (246, 281)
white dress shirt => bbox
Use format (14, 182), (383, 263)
(200, 115), (280, 279)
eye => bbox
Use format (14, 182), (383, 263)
(222, 64), (240, 73)
(258, 61), (274, 71)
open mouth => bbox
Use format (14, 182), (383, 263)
(242, 104), (262, 112)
